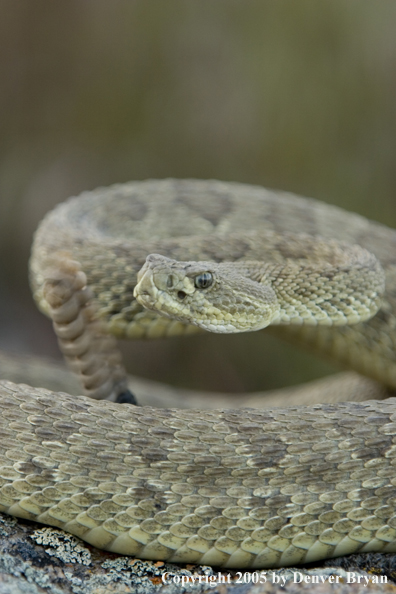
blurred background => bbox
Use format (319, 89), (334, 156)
(1, 0), (395, 395)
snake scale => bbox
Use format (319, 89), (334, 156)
(1, 179), (396, 569)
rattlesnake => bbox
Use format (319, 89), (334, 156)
(1, 178), (396, 569)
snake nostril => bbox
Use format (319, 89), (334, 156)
(177, 291), (186, 300)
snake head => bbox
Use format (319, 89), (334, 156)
(133, 253), (280, 333)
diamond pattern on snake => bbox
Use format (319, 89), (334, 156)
(1, 179), (395, 568)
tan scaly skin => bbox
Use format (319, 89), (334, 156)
(0, 179), (395, 569)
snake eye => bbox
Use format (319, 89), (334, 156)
(194, 272), (213, 290)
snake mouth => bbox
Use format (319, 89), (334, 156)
(134, 267), (158, 309)
(134, 260), (190, 319)
(134, 253), (197, 319)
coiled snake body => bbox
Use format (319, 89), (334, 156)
(1, 179), (396, 568)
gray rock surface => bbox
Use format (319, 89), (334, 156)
(1, 513), (394, 594)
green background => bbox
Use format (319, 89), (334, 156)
(1, 0), (395, 394)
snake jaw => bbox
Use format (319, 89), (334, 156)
(133, 266), (163, 313)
